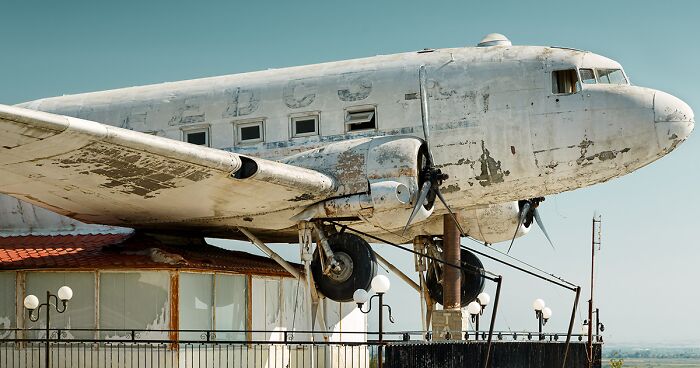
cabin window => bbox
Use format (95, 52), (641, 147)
(345, 107), (377, 132)
(184, 129), (209, 146)
(597, 69), (628, 85)
(291, 115), (319, 137)
(579, 69), (596, 84)
(552, 69), (580, 94)
(236, 121), (264, 144)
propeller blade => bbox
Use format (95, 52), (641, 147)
(533, 208), (555, 250)
(403, 181), (433, 235)
(434, 187), (467, 237)
(418, 65), (434, 164)
(507, 201), (530, 254)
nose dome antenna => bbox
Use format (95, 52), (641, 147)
(477, 33), (512, 47)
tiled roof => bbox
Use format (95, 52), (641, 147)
(0, 233), (300, 277)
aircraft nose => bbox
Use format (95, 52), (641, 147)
(654, 91), (694, 151)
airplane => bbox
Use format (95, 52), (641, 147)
(0, 33), (693, 305)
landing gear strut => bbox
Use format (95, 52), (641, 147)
(310, 227), (377, 302)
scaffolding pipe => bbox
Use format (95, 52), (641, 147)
(239, 227), (302, 279)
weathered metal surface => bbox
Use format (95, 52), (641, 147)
(0, 43), (693, 242)
(0, 105), (337, 231)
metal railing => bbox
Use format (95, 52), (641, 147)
(0, 328), (599, 368)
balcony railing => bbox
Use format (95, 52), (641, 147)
(0, 329), (600, 368)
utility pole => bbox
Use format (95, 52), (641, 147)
(588, 214), (602, 368)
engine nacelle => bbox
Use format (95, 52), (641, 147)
(288, 136), (434, 227)
(460, 201), (531, 244)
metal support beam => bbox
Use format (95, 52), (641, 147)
(374, 251), (421, 293)
(239, 227), (302, 279)
(443, 214), (461, 310)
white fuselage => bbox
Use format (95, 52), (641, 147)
(16, 44), (694, 241)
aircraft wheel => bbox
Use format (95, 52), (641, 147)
(426, 248), (485, 307)
(311, 233), (377, 302)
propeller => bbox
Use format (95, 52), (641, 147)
(403, 65), (465, 236)
(507, 197), (555, 253)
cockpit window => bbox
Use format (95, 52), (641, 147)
(597, 69), (627, 84)
(552, 69), (579, 94)
(579, 69), (596, 84)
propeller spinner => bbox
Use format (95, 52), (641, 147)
(507, 197), (555, 253)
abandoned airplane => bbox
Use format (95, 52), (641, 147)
(0, 34), (693, 305)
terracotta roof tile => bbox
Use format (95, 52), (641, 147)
(0, 233), (299, 277)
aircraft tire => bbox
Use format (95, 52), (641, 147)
(311, 233), (377, 302)
(426, 248), (485, 307)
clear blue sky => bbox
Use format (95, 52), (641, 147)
(2, 0), (698, 345)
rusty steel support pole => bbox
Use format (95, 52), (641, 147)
(442, 214), (461, 310)
(482, 276), (502, 368)
(562, 286), (581, 368)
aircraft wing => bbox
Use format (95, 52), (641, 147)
(0, 105), (337, 231)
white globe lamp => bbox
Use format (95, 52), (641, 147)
(477, 292), (490, 307)
(57, 286), (73, 301)
(371, 275), (390, 294)
(353, 289), (369, 306)
(23, 295), (39, 310)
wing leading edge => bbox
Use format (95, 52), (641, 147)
(0, 104), (337, 231)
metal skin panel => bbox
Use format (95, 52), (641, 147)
(0, 105), (336, 231)
(0, 44), (694, 243)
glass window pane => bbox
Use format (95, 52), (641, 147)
(214, 274), (246, 341)
(25, 272), (95, 339)
(580, 69), (596, 84)
(186, 131), (207, 145)
(240, 125), (261, 141)
(281, 278), (312, 339)
(99, 272), (170, 339)
(294, 119), (317, 135)
(179, 273), (213, 340)
(0, 272), (15, 338)
(608, 70), (627, 84)
(251, 277), (281, 340)
(597, 69), (613, 83)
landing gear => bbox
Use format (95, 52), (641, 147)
(425, 246), (485, 307)
(311, 232), (377, 302)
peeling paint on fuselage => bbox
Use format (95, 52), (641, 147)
(14, 44), (694, 239)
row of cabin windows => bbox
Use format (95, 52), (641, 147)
(183, 107), (377, 147)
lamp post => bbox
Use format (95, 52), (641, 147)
(24, 286), (73, 368)
(532, 298), (551, 340)
(467, 292), (490, 340)
(354, 275), (394, 368)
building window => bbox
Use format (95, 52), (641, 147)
(179, 272), (247, 341)
(552, 69), (579, 94)
(236, 121), (264, 144)
(99, 272), (170, 340)
(183, 128), (209, 146)
(0, 272), (15, 338)
(25, 272), (95, 339)
(291, 115), (319, 137)
(345, 107), (377, 132)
